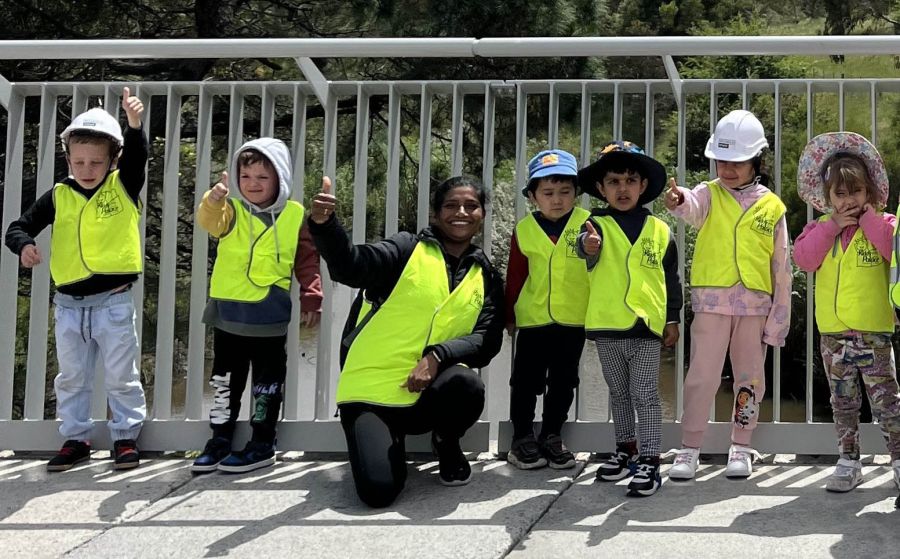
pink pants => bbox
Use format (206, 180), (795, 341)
(681, 313), (768, 448)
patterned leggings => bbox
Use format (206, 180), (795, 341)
(820, 333), (900, 459)
(595, 338), (662, 457)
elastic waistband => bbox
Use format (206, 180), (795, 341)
(54, 285), (134, 309)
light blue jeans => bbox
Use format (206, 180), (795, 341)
(53, 288), (146, 442)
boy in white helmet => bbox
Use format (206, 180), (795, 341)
(5, 90), (148, 471)
(663, 110), (791, 479)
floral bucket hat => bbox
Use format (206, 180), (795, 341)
(797, 132), (889, 212)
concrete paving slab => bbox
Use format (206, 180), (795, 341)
(2, 457), (585, 559)
(508, 462), (900, 558)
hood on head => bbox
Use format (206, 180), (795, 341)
(230, 137), (293, 213)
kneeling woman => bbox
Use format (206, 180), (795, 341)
(308, 175), (505, 507)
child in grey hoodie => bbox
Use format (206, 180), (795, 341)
(192, 138), (322, 473)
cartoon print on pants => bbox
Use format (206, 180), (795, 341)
(734, 385), (758, 428)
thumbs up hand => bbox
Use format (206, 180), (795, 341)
(310, 176), (337, 224)
(583, 220), (602, 256)
(121, 86), (144, 129)
(209, 171), (229, 202)
(664, 178), (683, 210)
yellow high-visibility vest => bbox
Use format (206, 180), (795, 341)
(49, 171), (142, 286)
(691, 180), (785, 294)
(513, 207), (590, 327)
(337, 241), (485, 406)
(209, 200), (304, 302)
(817, 216), (893, 334)
(584, 215), (669, 337)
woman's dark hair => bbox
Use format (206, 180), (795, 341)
(431, 175), (488, 214)
(752, 153), (769, 187)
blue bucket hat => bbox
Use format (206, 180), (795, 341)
(577, 141), (667, 205)
(522, 149), (579, 196)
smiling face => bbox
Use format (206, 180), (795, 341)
(238, 160), (279, 208)
(715, 160), (756, 189)
(528, 177), (577, 221)
(825, 155), (875, 217)
(66, 140), (116, 190)
(598, 170), (647, 211)
(432, 185), (485, 245)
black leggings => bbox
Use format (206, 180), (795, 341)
(208, 328), (287, 444)
(339, 365), (485, 507)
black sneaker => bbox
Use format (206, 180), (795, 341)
(113, 439), (140, 470)
(432, 433), (472, 486)
(539, 434), (576, 469)
(595, 445), (638, 481)
(507, 435), (548, 470)
(217, 440), (276, 474)
(627, 457), (662, 497)
(47, 440), (91, 472)
(192, 437), (232, 473)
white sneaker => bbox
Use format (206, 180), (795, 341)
(668, 448), (700, 480)
(892, 459), (900, 490)
(725, 445), (756, 478)
(825, 458), (863, 492)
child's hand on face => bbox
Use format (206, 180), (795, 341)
(19, 244), (42, 268)
(862, 203), (874, 215)
(831, 203), (859, 229)
(121, 87), (144, 129)
(583, 221), (602, 256)
(664, 178), (683, 210)
(209, 171), (229, 202)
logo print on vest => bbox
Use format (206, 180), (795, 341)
(563, 228), (579, 258)
(639, 238), (661, 269)
(749, 207), (775, 237)
(95, 190), (123, 219)
(854, 237), (882, 267)
(470, 289), (484, 309)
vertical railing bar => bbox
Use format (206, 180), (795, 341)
(151, 85), (182, 420)
(742, 81), (749, 111)
(515, 85), (528, 220)
(286, 87), (310, 421)
(645, 83), (655, 156)
(260, 84), (274, 137)
(132, 86), (150, 369)
(806, 81), (815, 424)
(548, 81), (559, 149)
(185, 85), (213, 421)
(353, 84), (370, 244)
(676, 89), (686, 420)
(613, 82), (622, 141)
(451, 82), (464, 176)
(24, 87), (56, 420)
(574, 82), (593, 420)
(315, 94), (341, 420)
(228, 86), (245, 163)
(870, 81), (878, 146)
(709, 82), (717, 176)
(480, 83), (496, 425)
(385, 84), (401, 237)
(839, 81), (845, 131)
(0, 90), (25, 420)
(416, 84), (433, 231)
(773, 83), (782, 423)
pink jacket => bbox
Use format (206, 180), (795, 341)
(793, 209), (896, 272)
(670, 181), (792, 347)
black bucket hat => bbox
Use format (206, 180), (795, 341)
(577, 141), (667, 206)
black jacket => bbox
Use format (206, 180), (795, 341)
(308, 215), (505, 372)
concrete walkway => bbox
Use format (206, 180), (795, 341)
(1, 452), (897, 558)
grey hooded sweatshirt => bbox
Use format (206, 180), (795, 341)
(202, 137), (300, 337)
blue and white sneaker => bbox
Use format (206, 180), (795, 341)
(627, 457), (662, 497)
(192, 437), (232, 473)
(217, 440), (276, 473)
(595, 445), (638, 481)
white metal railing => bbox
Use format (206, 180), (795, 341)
(1, 38), (897, 453)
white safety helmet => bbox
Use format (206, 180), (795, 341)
(704, 109), (768, 162)
(60, 107), (124, 153)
